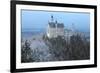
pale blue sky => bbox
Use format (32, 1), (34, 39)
(21, 10), (90, 32)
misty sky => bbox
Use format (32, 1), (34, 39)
(21, 10), (90, 32)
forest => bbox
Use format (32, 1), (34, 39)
(21, 34), (90, 63)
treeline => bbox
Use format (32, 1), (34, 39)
(69, 34), (90, 60)
(44, 34), (90, 61)
(21, 34), (90, 63)
(21, 40), (34, 62)
(21, 40), (45, 62)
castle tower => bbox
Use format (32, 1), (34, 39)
(47, 15), (64, 38)
(51, 15), (54, 22)
(47, 15), (57, 38)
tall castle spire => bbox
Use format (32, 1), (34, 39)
(51, 15), (54, 22)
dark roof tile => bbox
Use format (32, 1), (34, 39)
(49, 22), (56, 28)
(57, 23), (64, 28)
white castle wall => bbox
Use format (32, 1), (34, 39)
(47, 27), (57, 38)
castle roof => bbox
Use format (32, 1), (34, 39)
(57, 23), (64, 28)
(48, 15), (64, 28)
(48, 22), (56, 28)
(48, 22), (64, 28)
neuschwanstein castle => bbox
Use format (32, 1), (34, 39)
(46, 15), (85, 40)
(47, 15), (64, 38)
